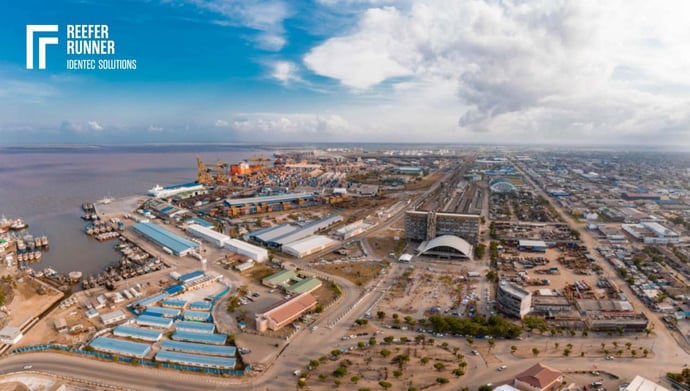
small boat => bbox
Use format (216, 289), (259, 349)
(10, 218), (28, 231)
(16, 239), (26, 251)
(35, 252), (42, 260)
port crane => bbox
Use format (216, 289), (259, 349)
(196, 157), (229, 185)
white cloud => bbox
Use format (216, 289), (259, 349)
(182, 0), (290, 50)
(88, 121), (103, 131)
(230, 113), (354, 140)
(215, 119), (229, 127)
(303, 0), (690, 143)
(270, 61), (300, 84)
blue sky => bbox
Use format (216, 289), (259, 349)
(2, 0), (690, 145)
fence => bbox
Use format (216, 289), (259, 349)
(12, 344), (245, 377)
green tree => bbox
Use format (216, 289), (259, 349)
(297, 379), (307, 388)
(453, 369), (465, 377)
(379, 381), (392, 389)
(309, 360), (320, 369)
(532, 347), (540, 357)
(479, 385), (493, 391)
(420, 357), (430, 365)
(434, 362), (446, 371)
(563, 348), (571, 357)
(333, 366), (348, 378)
(510, 345), (517, 353)
(393, 370), (403, 378)
(377, 311), (386, 321)
(369, 337), (377, 346)
(380, 349), (391, 358)
(351, 376), (360, 383)
(436, 378), (449, 384)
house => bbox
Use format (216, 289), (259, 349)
(513, 363), (563, 391)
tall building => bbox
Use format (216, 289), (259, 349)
(497, 282), (532, 319)
(404, 210), (480, 244)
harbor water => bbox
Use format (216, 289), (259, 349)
(0, 145), (259, 275)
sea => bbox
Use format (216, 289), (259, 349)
(0, 145), (261, 276)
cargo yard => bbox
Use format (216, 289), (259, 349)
(1, 146), (689, 391)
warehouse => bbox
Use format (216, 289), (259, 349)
(113, 325), (163, 342)
(184, 310), (211, 322)
(172, 331), (227, 345)
(89, 336), (151, 358)
(416, 235), (473, 259)
(135, 315), (173, 329)
(224, 238), (268, 262)
(132, 293), (169, 310)
(160, 340), (235, 357)
(248, 224), (298, 246)
(334, 220), (373, 240)
(155, 350), (236, 370)
(262, 270), (322, 294)
(518, 239), (547, 252)
(144, 306), (181, 318)
(132, 222), (199, 256)
(162, 299), (187, 309)
(255, 293), (318, 332)
(224, 192), (314, 207)
(176, 321), (215, 334)
(100, 309), (127, 325)
(268, 216), (343, 247)
(282, 235), (339, 258)
(186, 224), (229, 248)
(189, 301), (212, 311)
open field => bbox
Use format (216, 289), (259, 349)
(315, 262), (385, 287)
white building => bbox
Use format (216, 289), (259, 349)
(0, 326), (23, 344)
(100, 309), (127, 325)
(624, 376), (668, 391)
(224, 238), (268, 262)
(148, 183), (205, 198)
(282, 235), (339, 258)
(622, 221), (679, 244)
(497, 281), (532, 319)
(186, 224), (229, 248)
(334, 220), (373, 240)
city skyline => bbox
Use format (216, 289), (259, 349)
(3, 0), (690, 145)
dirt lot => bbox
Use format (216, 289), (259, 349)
(498, 248), (604, 294)
(298, 338), (467, 391)
(315, 262), (386, 287)
(376, 260), (488, 320)
(4, 274), (63, 328)
(404, 171), (443, 191)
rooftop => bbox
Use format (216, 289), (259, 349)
(514, 362), (562, 389)
(155, 350), (236, 369)
(132, 222), (198, 254)
(160, 340), (236, 357)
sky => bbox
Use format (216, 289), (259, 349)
(2, 0), (690, 145)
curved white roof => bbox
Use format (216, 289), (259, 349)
(418, 235), (472, 257)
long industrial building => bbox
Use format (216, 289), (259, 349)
(113, 325), (163, 342)
(89, 336), (151, 358)
(132, 222), (198, 256)
(160, 340), (235, 357)
(186, 223), (268, 261)
(224, 192), (315, 207)
(155, 350), (237, 369)
(148, 183), (206, 198)
(282, 235), (339, 258)
(404, 210), (480, 245)
(247, 215), (343, 248)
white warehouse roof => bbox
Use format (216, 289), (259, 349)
(224, 238), (268, 262)
(282, 235), (339, 258)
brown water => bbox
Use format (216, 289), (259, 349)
(0, 145), (260, 275)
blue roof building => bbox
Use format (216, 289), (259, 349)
(179, 270), (205, 283)
(184, 310), (211, 322)
(144, 306), (181, 318)
(160, 340), (236, 357)
(135, 315), (173, 329)
(89, 336), (151, 358)
(176, 321), (215, 334)
(162, 299), (187, 309)
(189, 301), (212, 311)
(131, 293), (169, 310)
(155, 350), (236, 369)
(113, 325), (163, 342)
(132, 222), (198, 256)
(172, 331), (227, 345)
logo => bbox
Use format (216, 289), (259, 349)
(26, 25), (59, 69)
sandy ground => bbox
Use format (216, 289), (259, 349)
(299, 340), (466, 391)
(0, 374), (52, 391)
(4, 275), (63, 329)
